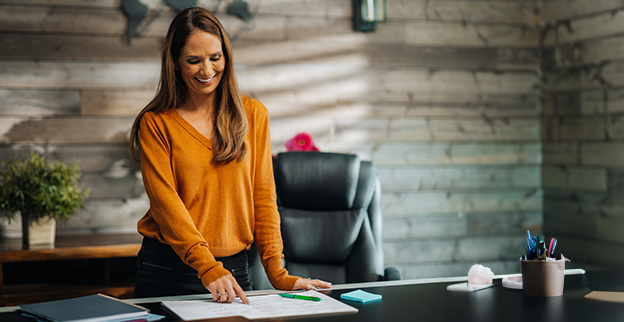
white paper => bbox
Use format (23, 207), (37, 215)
(446, 282), (494, 292)
(161, 290), (358, 321)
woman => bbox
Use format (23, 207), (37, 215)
(128, 7), (330, 304)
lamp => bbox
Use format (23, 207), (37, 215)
(353, 0), (386, 32)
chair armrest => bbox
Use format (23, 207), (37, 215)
(383, 267), (402, 281)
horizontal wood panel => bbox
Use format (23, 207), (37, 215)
(387, 1), (535, 24)
(0, 5), (127, 34)
(543, 0), (624, 22)
(0, 4), (539, 47)
(240, 65), (539, 94)
(62, 197), (150, 232)
(1, 32), (541, 68)
(0, 144), (135, 173)
(544, 189), (624, 218)
(384, 211), (541, 240)
(82, 90), (154, 116)
(259, 90), (540, 118)
(542, 90), (604, 116)
(383, 236), (525, 264)
(378, 165), (540, 191)
(311, 142), (542, 166)
(544, 209), (624, 246)
(0, 116), (133, 144)
(405, 21), (539, 47)
(554, 35), (624, 69)
(234, 41), (501, 68)
(542, 165), (607, 191)
(0, 61), (160, 90)
(544, 61), (624, 91)
(582, 142), (624, 167)
(607, 115), (624, 139)
(543, 88), (624, 116)
(543, 7), (624, 46)
(381, 189), (542, 217)
(0, 33), (163, 62)
(269, 116), (540, 144)
(0, 0), (222, 9)
(543, 143), (579, 165)
(541, 117), (606, 141)
(0, 88), (80, 115)
(81, 173), (144, 199)
(0, 61), (539, 94)
(0, 1), (537, 19)
(387, 118), (540, 141)
(0, 197), (148, 235)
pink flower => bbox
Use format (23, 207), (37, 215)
(285, 132), (320, 152)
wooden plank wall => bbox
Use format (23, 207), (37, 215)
(542, 0), (624, 268)
(0, 0), (542, 279)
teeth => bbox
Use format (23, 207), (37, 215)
(196, 76), (214, 83)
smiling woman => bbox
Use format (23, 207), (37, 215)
(127, 7), (330, 305)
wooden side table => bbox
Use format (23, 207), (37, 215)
(0, 233), (142, 306)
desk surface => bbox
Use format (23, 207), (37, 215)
(3, 269), (624, 322)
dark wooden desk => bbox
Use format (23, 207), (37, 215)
(2, 269), (624, 322)
(0, 233), (142, 306)
(134, 269), (624, 322)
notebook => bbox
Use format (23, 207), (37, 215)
(18, 294), (149, 322)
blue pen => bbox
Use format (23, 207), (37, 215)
(525, 231), (534, 259)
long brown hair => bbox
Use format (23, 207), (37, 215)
(129, 7), (248, 163)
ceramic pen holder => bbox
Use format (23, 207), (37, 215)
(521, 253), (567, 297)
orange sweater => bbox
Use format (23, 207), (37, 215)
(137, 96), (298, 291)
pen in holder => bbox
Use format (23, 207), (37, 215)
(521, 253), (568, 297)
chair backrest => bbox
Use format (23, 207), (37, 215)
(248, 152), (385, 289)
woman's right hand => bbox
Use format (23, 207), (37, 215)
(207, 275), (250, 304)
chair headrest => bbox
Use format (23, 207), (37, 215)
(273, 152), (361, 210)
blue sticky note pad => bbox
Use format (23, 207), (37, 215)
(340, 289), (382, 303)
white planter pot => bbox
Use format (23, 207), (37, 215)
(21, 212), (56, 246)
(28, 217), (56, 245)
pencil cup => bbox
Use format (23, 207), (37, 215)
(521, 253), (566, 297)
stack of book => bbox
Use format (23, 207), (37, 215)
(18, 294), (159, 322)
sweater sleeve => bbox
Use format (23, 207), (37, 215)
(250, 101), (300, 290)
(138, 113), (232, 288)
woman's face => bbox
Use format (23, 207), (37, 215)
(177, 30), (225, 101)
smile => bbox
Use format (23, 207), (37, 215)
(194, 75), (215, 84)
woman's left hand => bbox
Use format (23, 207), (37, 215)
(293, 278), (332, 291)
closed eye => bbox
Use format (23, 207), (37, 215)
(210, 55), (221, 62)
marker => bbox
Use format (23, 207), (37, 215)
(548, 238), (555, 258)
(278, 293), (321, 301)
(550, 238), (557, 257)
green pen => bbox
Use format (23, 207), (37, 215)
(278, 293), (321, 301)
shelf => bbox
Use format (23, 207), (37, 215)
(0, 233), (142, 306)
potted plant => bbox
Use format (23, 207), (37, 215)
(0, 151), (89, 246)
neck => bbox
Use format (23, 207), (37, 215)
(181, 91), (217, 114)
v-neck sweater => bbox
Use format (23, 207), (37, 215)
(137, 96), (298, 290)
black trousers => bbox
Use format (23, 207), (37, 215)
(134, 237), (253, 298)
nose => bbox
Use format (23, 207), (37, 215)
(200, 59), (214, 75)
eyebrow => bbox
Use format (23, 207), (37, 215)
(184, 52), (222, 58)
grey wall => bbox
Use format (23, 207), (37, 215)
(542, 0), (624, 268)
(0, 0), (546, 279)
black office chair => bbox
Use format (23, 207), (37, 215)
(248, 152), (401, 290)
